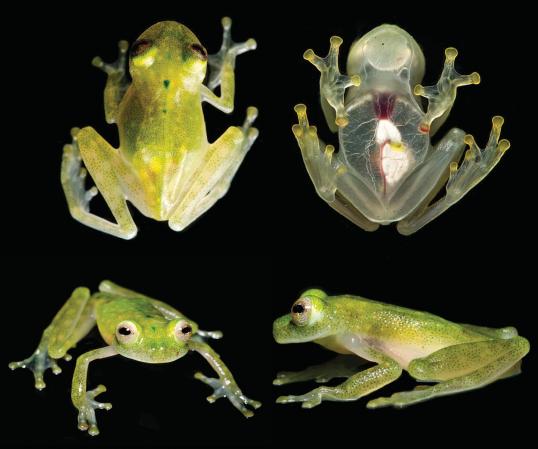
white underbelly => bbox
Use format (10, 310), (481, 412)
(338, 333), (449, 369)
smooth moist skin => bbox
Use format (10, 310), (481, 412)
(61, 18), (258, 239)
(293, 24), (510, 235)
(9, 281), (261, 436)
(273, 289), (529, 408)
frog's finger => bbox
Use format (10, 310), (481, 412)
(197, 329), (223, 340)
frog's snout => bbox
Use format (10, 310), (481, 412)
(273, 315), (292, 343)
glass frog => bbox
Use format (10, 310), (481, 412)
(293, 25), (510, 235)
(61, 18), (258, 239)
(273, 289), (529, 408)
(9, 281), (260, 436)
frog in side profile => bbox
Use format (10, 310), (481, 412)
(273, 289), (528, 408)
(62, 18), (257, 239)
(9, 281), (260, 436)
(293, 25), (509, 235)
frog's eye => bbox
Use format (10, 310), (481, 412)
(174, 320), (193, 342)
(291, 298), (312, 326)
(189, 43), (208, 61)
(131, 39), (153, 57)
(115, 320), (138, 344)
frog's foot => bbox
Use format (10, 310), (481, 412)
(208, 17), (256, 90)
(194, 371), (261, 418)
(197, 329), (224, 340)
(274, 355), (365, 385)
(446, 116), (510, 202)
(9, 347), (70, 390)
(276, 388), (323, 409)
(61, 128), (98, 215)
(292, 104), (341, 202)
(367, 385), (433, 409)
(304, 36), (360, 128)
(242, 106), (259, 143)
(92, 40), (129, 76)
(415, 47), (480, 131)
(76, 384), (112, 436)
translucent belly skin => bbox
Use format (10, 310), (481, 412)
(293, 24), (509, 234)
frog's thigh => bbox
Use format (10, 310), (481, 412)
(331, 189), (379, 232)
(75, 127), (137, 239)
(397, 128), (466, 235)
(408, 337), (529, 383)
(293, 105), (378, 232)
(369, 337), (529, 408)
(47, 287), (96, 359)
(169, 126), (248, 231)
(460, 323), (518, 340)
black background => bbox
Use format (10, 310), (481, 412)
(4, 2), (535, 448)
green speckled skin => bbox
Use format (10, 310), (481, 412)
(273, 289), (529, 409)
(9, 281), (260, 436)
(61, 18), (258, 239)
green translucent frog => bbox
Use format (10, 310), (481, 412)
(273, 289), (529, 408)
(61, 18), (258, 239)
(9, 281), (260, 436)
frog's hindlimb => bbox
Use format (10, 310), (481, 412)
(397, 118), (509, 235)
(415, 47), (480, 135)
(460, 324), (518, 340)
(304, 36), (361, 128)
(277, 352), (401, 408)
(9, 287), (95, 390)
(72, 346), (118, 436)
(189, 338), (261, 418)
(61, 127), (137, 239)
(203, 17), (256, 113)
(293, 104), (379, 232)
(92, 40), (130, 124)
(368, 336), (529, 409)
(168, 107), (258, 232)
(274, 355), (369, 386)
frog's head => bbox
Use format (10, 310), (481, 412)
(129, 21), (208, 87)
(273, 289), (336, 343)
(347, 24), (425, 87)
(112, 317), (199, 363)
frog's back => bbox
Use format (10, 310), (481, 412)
(114, 19), (209, 221)
(114, 86), (207, 220)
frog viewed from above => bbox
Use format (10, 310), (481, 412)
(9, 281), (260, 436)
(293, 25), (510, 235)
(62, 18), (257, 239)
(274, 289), (529, 408)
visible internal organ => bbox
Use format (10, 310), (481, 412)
(372, 94), (413, 194)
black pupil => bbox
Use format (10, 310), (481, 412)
(131, 39), (152, 57)
(292, 304), (305, 314)
(181, 326), (192, 334)
(191, 44), (207, 58)
(119, 327), (131, 336)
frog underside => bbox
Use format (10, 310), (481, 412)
(338, 92), (438, 223)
